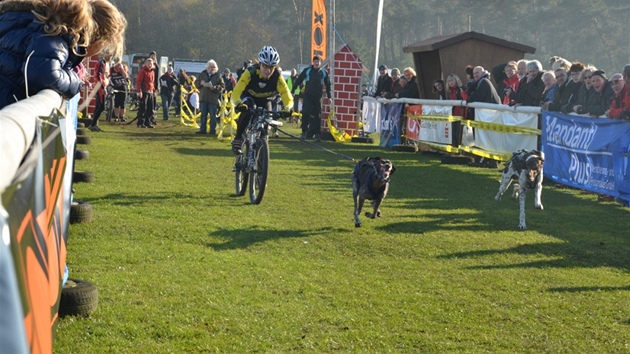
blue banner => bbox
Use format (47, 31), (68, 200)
(379, 103), (403, 149)
(541, 111), (630, 202)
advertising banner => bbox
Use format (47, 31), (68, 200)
(2, 110), (68, 354)
(542, 111), (630, 202)
(379, 103), (403, 148)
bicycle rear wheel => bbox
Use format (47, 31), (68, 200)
(249, 138), (269, 204)
(234, 149), (248, 197)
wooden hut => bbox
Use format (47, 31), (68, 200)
(402, 31), (536, 99)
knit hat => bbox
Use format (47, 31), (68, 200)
(378, 64), (388, 70)
(313, 55), (321, 61)
(591, 70), (607, 81)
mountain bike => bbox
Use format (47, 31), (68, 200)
(234, 105), (289, 204)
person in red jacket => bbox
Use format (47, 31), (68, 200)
(606, 73), (630, 119)
(136, 58), (156, 128)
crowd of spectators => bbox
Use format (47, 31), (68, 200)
(372, 55), (630, 120)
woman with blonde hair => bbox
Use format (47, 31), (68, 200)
(0, 0), (127, 109)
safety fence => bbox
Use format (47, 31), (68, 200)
(361, 96), (630, 203)
(1, 89), (72, 354)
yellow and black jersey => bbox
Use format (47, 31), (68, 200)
(232, 64), (293, 109)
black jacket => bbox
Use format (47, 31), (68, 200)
(292, 65), (331, 98)
(466, 74), (500, 104)
(374, 74), (393, 98)
(399, 76), (420, 99)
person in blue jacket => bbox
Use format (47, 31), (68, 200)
(0, 0), (127, 110)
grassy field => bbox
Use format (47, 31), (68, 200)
(54, 118), (630, 353)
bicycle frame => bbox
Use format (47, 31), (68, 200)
(234, 106), (288, 204)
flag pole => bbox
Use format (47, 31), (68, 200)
(329, 0), (335, 108)
(372, 0), (384, 93)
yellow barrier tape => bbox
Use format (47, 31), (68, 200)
(407, 114), (463, 122)
(421, 142), (461, 154)
(459, 146), (513, 161)
(179, 84), (200, 128)
(327, 107), (352, 142)
(461, 119), (541, 135)
(216, 91), (238, 141)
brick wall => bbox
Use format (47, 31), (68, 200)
(321, 45), (364, 136)
(79, 55), (99, 117)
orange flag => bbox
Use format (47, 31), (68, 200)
(311, 0), (326, 61)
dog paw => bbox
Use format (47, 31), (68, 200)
(495, 195), (502, 202)
(518, 224), (527, 230)
(355, 222), (362, 228)
(375, 210), (382, 218)
(535, 204), (544, 210)
(364, 212), (375, 219)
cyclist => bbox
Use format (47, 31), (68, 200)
(230, 46), (293, 154)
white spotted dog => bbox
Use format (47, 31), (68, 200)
(495, 150), (545, 230)
(352, 157), (396, 228)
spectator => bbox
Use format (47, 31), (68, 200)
(541, 71), (557, 104)
(236, 59), (252, 80)
(464, 65), (475, 97)
(159, 66), (178, 121)
(0, 0), (126, 110)
(109, 59), (129, 122)
(560, 61), (586, 113)
(373, 64), (393, 98)
(446, 73), (467, 117)
(136, 58), (157, 128)
(498, 61), (520, 104)
(175, 68), (189, 117)
(606, 73), (629, 119)
(432, 79), (446, 100)
(361, 84), (370, 97)
(149, 51), (160, 118)
(511, 60), (545, 107)
(548, 55), (566, 70)
(292, 55), (331, 141)
(389, 68), (404, 98)
(285, 68), (300, 112)
(466, 66), (501, 105)
(545, 65), (577, 113)
(88, 52), (112, 131)
(222, 68), (237, 93)
(516, 59), (528, 80)
(552, 57), (572, 72)
(583, 70), (615, 118)
(570, 65), (596, 114)
(195, 59), (224, 135)
(399, 67), (420, 99)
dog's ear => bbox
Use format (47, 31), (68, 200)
(390, 163), (396, 176)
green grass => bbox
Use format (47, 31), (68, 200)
(54, 118), (630, 353)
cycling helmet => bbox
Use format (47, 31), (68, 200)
(258, 46), (280, 66)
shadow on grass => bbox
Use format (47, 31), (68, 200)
(205, 226), (343, 251)
(547, 285), (630, 292)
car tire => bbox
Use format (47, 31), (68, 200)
(73, 170), (94, 183)
(70, 201), (93, 224)
(74, 149), (89, 160)
(59, 278), (98, 317)
(76, 136), (92, 145)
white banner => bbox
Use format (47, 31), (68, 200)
(420, 105), (454, 144)
(474, 108), (538, 152)
(361, 98), (380, 133)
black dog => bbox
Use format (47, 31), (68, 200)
(352, 157), (396, 227)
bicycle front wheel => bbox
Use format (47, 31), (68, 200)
(249, 138), (269, 204)
(234, 151), (248, 197)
